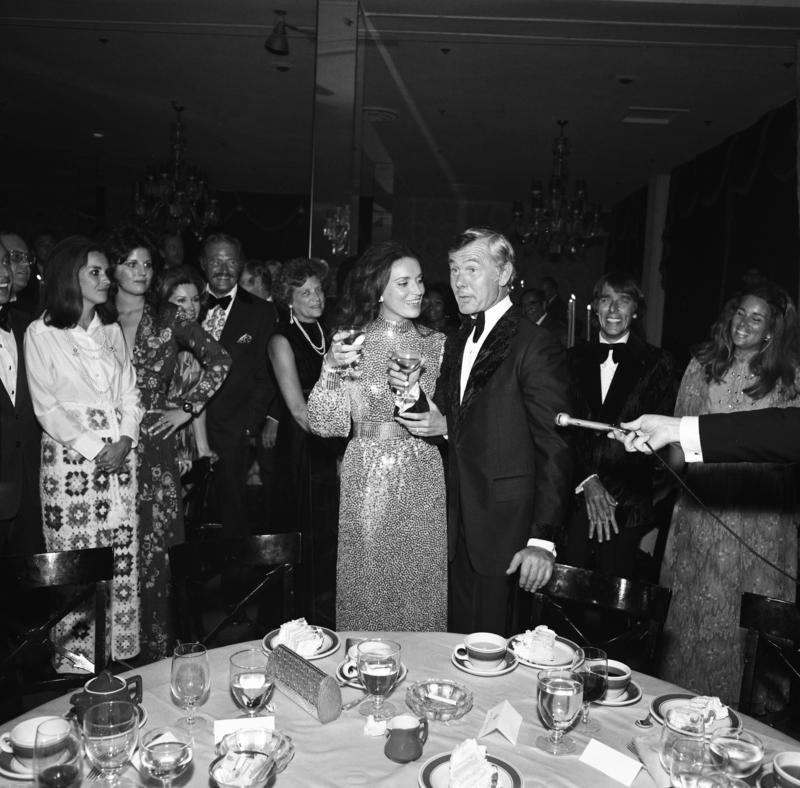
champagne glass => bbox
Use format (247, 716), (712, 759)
(171, 642), (211, 731)
(33, 719), (82, 788)
(536, 668), (584, 755)
(388, 349), (422, 411)
(709, 728), (763, 780)
(230, 648), (274, 718)
(338, 325), (365, 376)
(357, 639), (401, 721)
(140, 728), (193, 788)
(660, 708), (705, 772)
(574, 647), (607, 733)
(669, 737), (729, 788)
(83, 701), (139, 788)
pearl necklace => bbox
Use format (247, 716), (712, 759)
(65, 325), (118, 396)
(294, 319), (326, 356)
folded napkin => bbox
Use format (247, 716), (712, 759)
(632, 735), (670, 788)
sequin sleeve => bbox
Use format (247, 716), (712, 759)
(307, 365), (352, 437)
(172, 310), (232, 407)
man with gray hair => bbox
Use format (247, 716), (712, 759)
(394, 227), (572, 635)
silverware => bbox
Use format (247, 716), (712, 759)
(341, 693), (369, 712)
(626, 741), (639, 758)
(86, 764), (102, 782)
(635, 712), (653, 728)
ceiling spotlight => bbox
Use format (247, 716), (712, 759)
(265, 10), (289, 56)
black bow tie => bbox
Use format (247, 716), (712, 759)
(207, 293), (232, 311)
(596, 343), (627, 364)
(0, 305), (9, 332)
(471, 312), (486, 343)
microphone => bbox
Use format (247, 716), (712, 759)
(555, 413), (633, 434)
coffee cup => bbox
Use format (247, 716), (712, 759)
(774, 752), (800, 787)
(70, 670), (143, 723)
(342, 644), (361, 679)
(384, 714), (428, 764)
(453, 632), (508, 672)
(0, 716), (61, 770)
(605, 660), (632, 700)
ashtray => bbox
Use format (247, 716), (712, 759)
(211, 728), (295, 788)
(405, 678), (473, 722)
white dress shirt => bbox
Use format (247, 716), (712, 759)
(679, 417), (703, 461)
(599, 331), (630, 403)
(25, 315), (143, 460)
(460, 296), (512, 403)
(0, 324), (18, 405)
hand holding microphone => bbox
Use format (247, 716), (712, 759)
(554, 413), (634, 434)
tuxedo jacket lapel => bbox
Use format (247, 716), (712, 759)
(574, 347), (602, 418)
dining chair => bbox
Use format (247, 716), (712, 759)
(169, 532), (301, 647)
(738, 591), (800, 724)
(529, 563), (673, 674)
(0, 546), (114, 699)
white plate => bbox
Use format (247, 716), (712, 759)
(507, 633), (582, 670)
(596, 680), (644, 707)
(451, 648), (518, 677)
(335, 660), (409, 690)
(649, 693), (742, 732)
(418, 753), (523, 788)
(262, 627), (340, 661)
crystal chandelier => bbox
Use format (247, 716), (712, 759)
(512, 120), (604, 261)
(134, 102), (220, 239)
(323, 205), (350, 257)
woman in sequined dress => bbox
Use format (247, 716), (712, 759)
(307, 240), (447, 631)
(661, 283), (800, 706)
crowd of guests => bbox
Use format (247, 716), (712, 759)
(1, 221), (797, 713)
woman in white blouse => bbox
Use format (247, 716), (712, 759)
(25, 236), (144, 671)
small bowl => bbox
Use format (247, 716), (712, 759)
(405, 679), (473, 722)
(212, 728), (295, 785)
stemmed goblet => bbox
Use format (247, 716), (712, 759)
(337, 325), (365, 377)
(356, 639), (401, 721)
(171, 642), (211, 731)
(230, 648), (274, 718)
(33, 718), (83, 788)
(536, 668), (584, 755)
(388, 349), (422, 412)
(659, 708), (705, 772)
(709, 728), (764, 781)
(140, 727), (193, 788)
(574, 647), (607, 733)
(668, 737), (729, 788)
(82, 701), (139, 788)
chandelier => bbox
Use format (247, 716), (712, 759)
(323, 205), (350, 257)
(134, 102), (220, 239)
(512, 120), (603, 260)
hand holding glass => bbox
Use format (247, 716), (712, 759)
(357, 639), (401, 721)
(82, 701), (138, 788)
(575, 647), (607, 733)
(536, 669), (584, 755)
(33, 719), (82, 788)
(336, 326), (365, 375)
(171, 642), (211, 731)
(230, 648), (274, 718)
(140, 727), (193, 788)
(388, 350), (422, 410)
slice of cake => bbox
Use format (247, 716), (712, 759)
(684, 696), (728, 724)
(277, 618), (324, 657)
(512, 625), (556, 663)
(448, 739), (498, 788)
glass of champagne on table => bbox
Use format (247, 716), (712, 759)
(536, 668), (584, 755)
(171, 642), (211, 731)
(337, 325), (365, 376)
(574, 647), (607, 733)
(357, 639), (401, 721)
(82, 701), (139, 788)
(230, 648), (274, 718)
(388, 349), (422, 411)
(33, 719), (82, 788)
(140, 728), (193, 788)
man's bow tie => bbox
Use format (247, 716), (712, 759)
(0, 305), (9, 332)
(207, 293), (233, 311)
(596, 343), (627, 364)
(471, 311), (486, 343)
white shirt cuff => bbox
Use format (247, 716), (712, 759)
(575, 474), (598, 494)
(680, 416), (703, 462)
(527, 539), (557, 558)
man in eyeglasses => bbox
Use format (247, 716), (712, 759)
(521, 287), (567, 346)
(0, 232), (35, 315)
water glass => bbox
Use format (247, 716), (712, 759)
(171, 642), (211, 731)
(33, 719), (82, 788)
(574, 647), (607, 733)
(230, 648), (274, 718)
(357, 639), (401, 721)
(83, 701), (138, 788)
(140, 727), (193, 788)
(709, 728), (763, 779)
(669, 737), (728, 788)
(536, 669), (584, 755)
(660, 708), (705, 772)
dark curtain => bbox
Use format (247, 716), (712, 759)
(605, 184), (649, 282)
(661, 100), (798, 369)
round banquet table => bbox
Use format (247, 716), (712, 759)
(4, 632), (799, 788)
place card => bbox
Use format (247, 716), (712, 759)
(214, 716), (275, 743)
(578, 738), (642, 787)
(477, 700), (522, 746)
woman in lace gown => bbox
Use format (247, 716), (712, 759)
(307, 241), (447, 631)
(662, 283), (800, 707)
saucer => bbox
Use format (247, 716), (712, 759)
(595, 680), (643, 707)
(757, 766), (774, 788)
(0, 751), (33, 781)
(451, 648), (518, 677)
(335, 660), (409, 690)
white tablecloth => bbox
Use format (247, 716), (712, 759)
(5, 632), (799, 788)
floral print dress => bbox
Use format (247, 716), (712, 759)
(132, 302), (230, 661)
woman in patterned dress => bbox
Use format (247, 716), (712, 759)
(307, 240), (447, 631)
(105, 224), (231, 662)
(25, 236), (144, 670)
(662, 283), (800, 707)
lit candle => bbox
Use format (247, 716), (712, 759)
(586, 303), (591, 342)
(567, 295), (576, 348)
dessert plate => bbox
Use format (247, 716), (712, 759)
(507, 633), (581, 670)
(335, 660), (408, 690)
(451, 648), (518, 677)
(262, 627), (340, 661)
(0, 751), (33, 781)
(649, 693), (742, 732)
(418, 753), (523, 788)
(595, 680), (643, 707)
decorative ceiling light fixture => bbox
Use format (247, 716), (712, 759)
(133, 102), (219, 239)
(324, 205), (350, 257)
(512, 120), (603, 261)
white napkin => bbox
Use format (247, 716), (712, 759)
(632, 735), (670, 788)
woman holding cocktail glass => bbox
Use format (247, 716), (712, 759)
(307, 240), (447, 631)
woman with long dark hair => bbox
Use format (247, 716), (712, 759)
(25, 236), (144, 670)
(661, 282), (800, 708)
(104, 223), (230, 662)
(307, 240), (447, 630)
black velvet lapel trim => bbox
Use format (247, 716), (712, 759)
(443, 322), (470, 427)
(598, 335), (648, 423)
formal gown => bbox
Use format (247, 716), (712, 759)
(661, 356), (800, 707)
(132, 302), (231, 662)
(307, 317), (447, 631)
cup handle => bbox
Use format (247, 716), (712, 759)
(453, 644), (468, 660)
(0, 733), (12, 754)
(342, 662), (359, 679)
(126, 675), (143, 705)
(418, 718), (429, 745)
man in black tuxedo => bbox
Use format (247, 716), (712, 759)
(395, 227), (572, 636)
(541, 276), (569, 325)
(0, 242), (43, 556)
(200, 234), (277, 538)
(563, 273), (675, 579)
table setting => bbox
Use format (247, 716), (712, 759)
(2, 622), (799, 788)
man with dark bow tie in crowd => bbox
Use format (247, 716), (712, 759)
(561, 272), (675, 579)
(393, 227), (572, 636)
(200, 233), (277, 537)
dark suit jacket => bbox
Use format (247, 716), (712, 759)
(539, 313), (567, 347)
(546, 295), (569, 325)
(205, 288), (278, 453)
(699, 407), (800, 464)
(435, 306), (573, 576)
(0, 310), (41, 520)
(567, 336), (676, 530)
